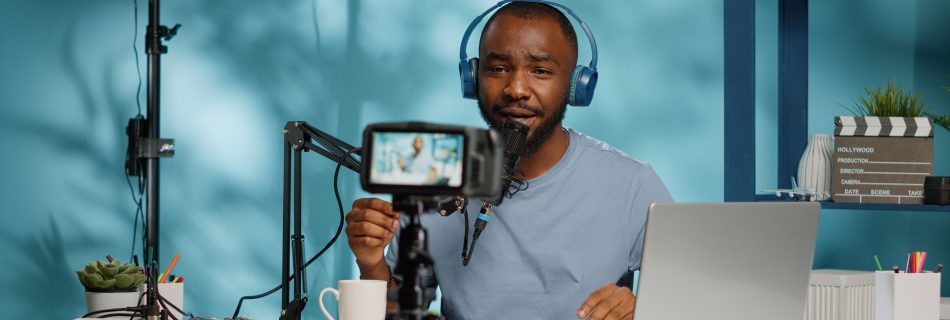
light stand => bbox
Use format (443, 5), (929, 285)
(123, 0), (181, 318)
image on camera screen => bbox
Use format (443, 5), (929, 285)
(369, 132), (464, 187)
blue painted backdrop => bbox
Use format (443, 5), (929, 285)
(807, 0), (950, 297)
(0, 0), (945, 318)
(754, 0), (950, 297)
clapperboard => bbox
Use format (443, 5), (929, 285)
(831, 116), (934, 204)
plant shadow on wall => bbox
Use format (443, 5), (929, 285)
(0, 19), (165, 318)
(174, 0), (446, 314)
(184, 0), (445, 264)
(0, 216), (83, 319)
(0, 0), (449, 316)
(185, 0), (443, 134)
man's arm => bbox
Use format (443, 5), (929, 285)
(396, 158), (406, 171)
(345, 198), (401, 308)
(577, 284), (635, 320)
(578, 165), (673, 320)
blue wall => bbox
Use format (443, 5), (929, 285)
(806, 0), (950, 296)
(0, 0), (945, 318)
(754, 0), (950, 295)
(0, 0), (721, 318)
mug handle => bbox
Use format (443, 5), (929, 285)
(319, 287), (340, 320)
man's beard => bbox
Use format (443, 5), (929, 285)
(478, 97), (568, 157)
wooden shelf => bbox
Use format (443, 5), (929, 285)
(753, 194), (950, 212)
(820, 202), (950, 212)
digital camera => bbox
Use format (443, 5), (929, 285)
(360, 122), (503, 198)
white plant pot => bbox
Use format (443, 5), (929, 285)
(84, 290), (140, 319)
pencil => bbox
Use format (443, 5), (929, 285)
(159, 254), (180, 283)
(873, 255), (883, 271)
(906, 253), (912, 273)
(914, 252), (921, 273)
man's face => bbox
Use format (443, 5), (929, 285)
(477, 14), (575, 156)
(412, 136), (423, 153)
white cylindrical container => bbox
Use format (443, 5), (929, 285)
(798, 134), (834, 201)
(876, 271), (941, 320)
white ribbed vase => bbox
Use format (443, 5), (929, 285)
(797, 134), (834, 201)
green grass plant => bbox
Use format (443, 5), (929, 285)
(843, 77), (949, 132)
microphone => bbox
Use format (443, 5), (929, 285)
(490, 119), (530, 206)
(463, 119), (529, 266)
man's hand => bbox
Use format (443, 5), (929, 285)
(345, 198), (400, 279)
(577, 284), (636, 320)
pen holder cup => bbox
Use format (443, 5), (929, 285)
(138, 282), (184, 319)
(875, 271), (941, 320)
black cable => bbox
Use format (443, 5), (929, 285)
(130, 291), (147, 320)
(230, 147), (358, 319)
(125, 169), (145, 263)
(306, 129), (360, 169)
(302, 126), (360, 165)
(159, 293), (193, 319)
(503, 168), (529, 198)
(84, 308), (131, 318)
(132, 0), (143, 116)
(95, 313), (141, 318)
(158, 298), (179, 320)
(310, 132), (348, 160)
(152, 280), (180, 320)
(128, 0), (146, 264)
(82, 294), (145, 318)
(83, 306), (143, 318)
(461, 203), (469, 260)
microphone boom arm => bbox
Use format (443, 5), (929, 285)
(280, 121), (361, 320)
(285, 121), (361, 173)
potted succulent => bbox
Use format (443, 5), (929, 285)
(832, 79), (949, 204)
(76, 255), (146, 318)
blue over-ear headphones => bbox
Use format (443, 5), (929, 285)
(458, 0), (599, 107)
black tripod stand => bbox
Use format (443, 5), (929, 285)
(387, 196), (442, 320)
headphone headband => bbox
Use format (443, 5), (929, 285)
(458, 0), (598, 70)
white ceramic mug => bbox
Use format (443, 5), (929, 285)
(319, 279), (387, 320)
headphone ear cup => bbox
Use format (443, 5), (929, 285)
(568, 65), (598, 106)
(459, 58), (479, 100)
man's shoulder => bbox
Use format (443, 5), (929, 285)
(567, 128), (651, 173)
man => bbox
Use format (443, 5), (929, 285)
(345, 3), (671, 319)
(396, 135), (436, 175)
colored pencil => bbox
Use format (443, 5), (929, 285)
(159, 254), (180, 283)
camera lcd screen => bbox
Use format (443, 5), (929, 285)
(368, 131), (465, 188)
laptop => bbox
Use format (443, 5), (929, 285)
(633, 202), (820, 320)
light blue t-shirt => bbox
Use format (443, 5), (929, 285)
(403, 149), (435, 174)
(385, 128), (673, 319)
